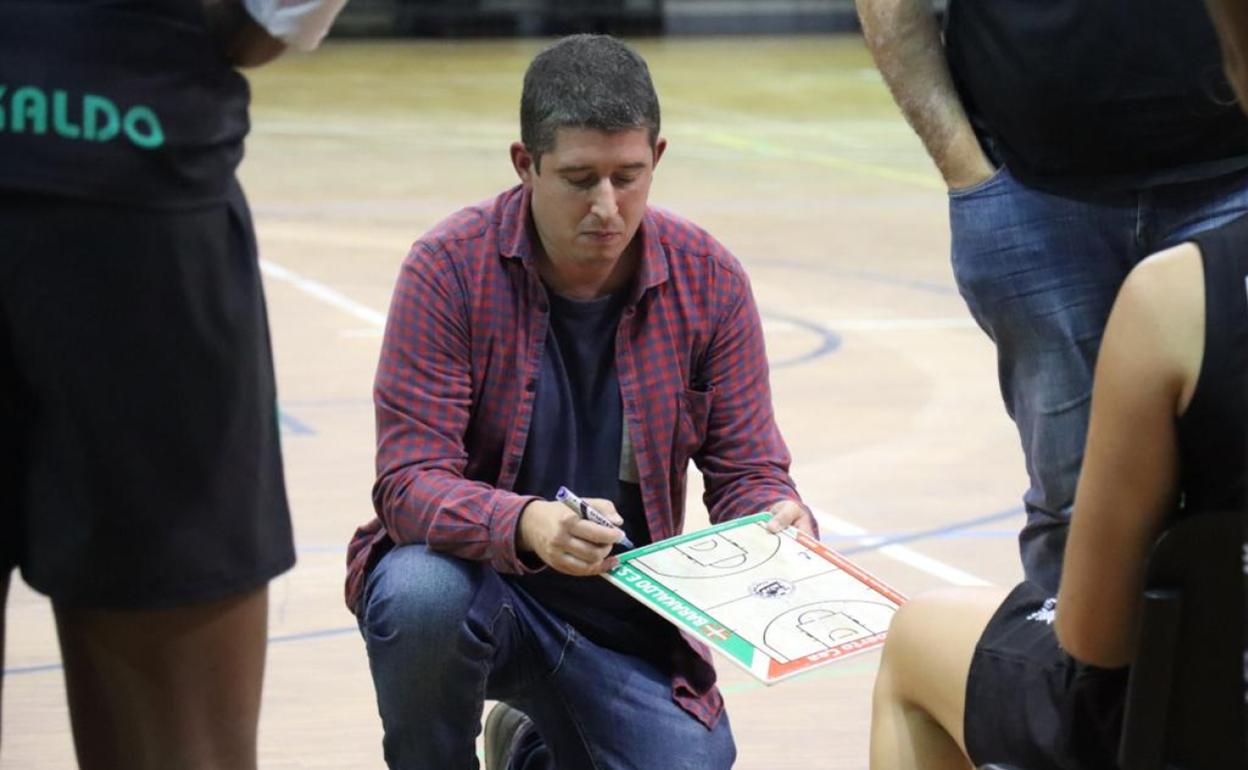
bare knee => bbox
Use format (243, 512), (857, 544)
(874, 588), (1003, 747)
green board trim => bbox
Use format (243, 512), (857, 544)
(614, 512), (771, 563)
(606, 563), (755, 666)
(605, 514), (774, 667)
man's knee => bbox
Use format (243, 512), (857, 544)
(359, 545), (482, 650)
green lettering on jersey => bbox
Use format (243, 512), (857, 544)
(2, 87), (164, 150)
(83, 94), (119, 142)
(12, 86), (47, 135)
(122, 106), (163, 149)
(52, 90), (81, 139)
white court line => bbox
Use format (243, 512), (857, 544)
(810, 506), (992, 586)
(260, 259), (387, 328)
(821, 317), (977, 332)
(262, 257), (992, 587)
(762, 317), (977, 334)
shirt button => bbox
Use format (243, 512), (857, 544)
(525, 379), (537, 392)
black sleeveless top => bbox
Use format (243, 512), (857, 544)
(944, 0), (1248, 191)
(1180, 215), (1248, 516)
(0, 0), (250, 209)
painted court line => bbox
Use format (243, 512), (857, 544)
(3, 501), (1006, 678)
(259, 259), (387, 328)
(821, 317), (978, 332)
(762, 317), (976, 335)
(834, 505), (1024, 557)
(809, 506), (993, 587)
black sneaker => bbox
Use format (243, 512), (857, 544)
(482, 702), (535, 770)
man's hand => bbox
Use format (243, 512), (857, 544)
(943, 148), (997, 192)
(764, 499), (817, 536)
(517, 498), (624, 576)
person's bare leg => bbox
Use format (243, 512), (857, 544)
(54, 586), (269, 770)
(870, 587), (1005, 770)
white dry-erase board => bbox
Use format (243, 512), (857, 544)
(603, 513), (906, 684)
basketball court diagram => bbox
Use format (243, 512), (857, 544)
(604, 513), (907, 683)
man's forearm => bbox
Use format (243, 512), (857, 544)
(1207, 0), (1248, 103)
(373, 462), (539, 574)
(855, 0), (992, 188)
(203, 0), (286, 67)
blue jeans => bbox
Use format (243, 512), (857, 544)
(357, 545), (736, 770)
(949, 165), (1248, 593)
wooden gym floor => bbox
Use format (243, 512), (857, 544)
(3, 34), (1027, 768)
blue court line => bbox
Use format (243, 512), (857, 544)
(830, 505), (1026, 557)
(269, 626), (357, 645)
(4, 626), (361, 678)
(280, 396), (373, 410)
(278, 409), (316, 436)
(764, 310), (843, 369)
(4, 662), (63, 676)
(4, 507), (1025, 678)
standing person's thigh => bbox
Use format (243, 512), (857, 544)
(54, 588), (269, 770)
(948, 170), (1136, 592)
(1154, 165), (1248, 247)
(0, 190), (294, 766)
(518, 634), (736, 770)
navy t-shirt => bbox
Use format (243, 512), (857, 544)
(513, 287), (677, 666)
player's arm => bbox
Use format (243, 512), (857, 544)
(853, 0), (994, 190)
(204, 0), (349, 67)
(1207, 0), (1248, 102)
(203, 0), (286, 67)
(1054, 245), (1204, 668)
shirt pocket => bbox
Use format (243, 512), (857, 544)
(675, 385), (714, 458)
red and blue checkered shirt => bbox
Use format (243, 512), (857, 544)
(345, 184), (806, 728)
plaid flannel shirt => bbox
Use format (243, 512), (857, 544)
(345, 184), (806, 728)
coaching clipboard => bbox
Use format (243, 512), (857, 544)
(602, 513), (906, 684)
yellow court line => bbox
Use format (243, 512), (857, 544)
(692, 129), (944, 190)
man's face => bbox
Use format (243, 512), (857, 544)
(512, 127), (665, 271)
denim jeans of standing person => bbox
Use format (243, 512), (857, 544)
(357, 545), (737, 770)
(949, 165), (1248, 593)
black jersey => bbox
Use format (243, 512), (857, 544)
(944, 0), (1248, 191)
(1181, 214), (1248, 516)
(0, 0), (250, 208)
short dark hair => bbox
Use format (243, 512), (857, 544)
(520, 34), (661, 171)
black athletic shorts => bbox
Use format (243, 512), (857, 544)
(0, 185), (295, 608)
(964, 581), (1129, 770)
